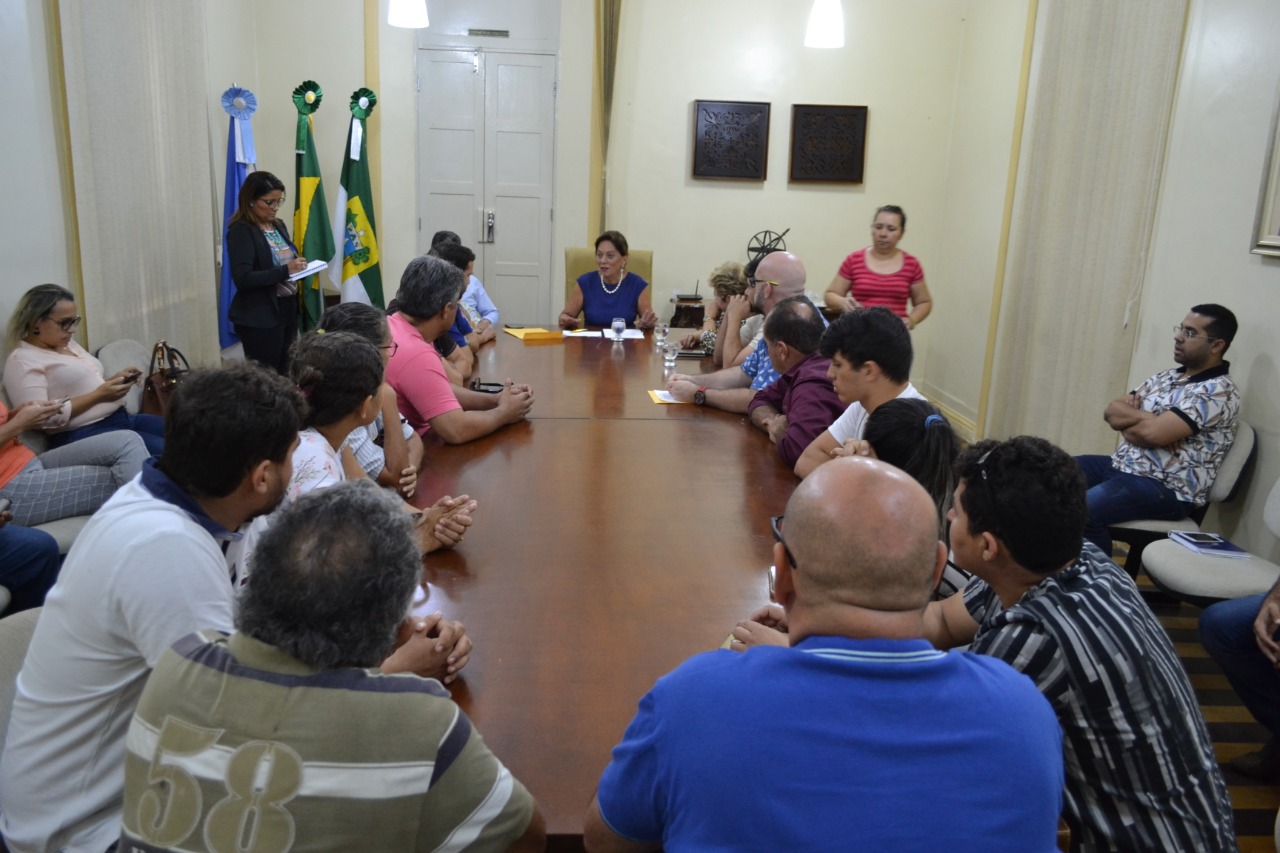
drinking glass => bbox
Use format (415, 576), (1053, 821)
(611, 317), (626, 341)
(653, 322), (670, 347)
(662, 341), (680, 369)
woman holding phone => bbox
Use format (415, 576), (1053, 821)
(3, 284), (163, 454)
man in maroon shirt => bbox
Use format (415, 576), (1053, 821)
(747, 297), (845, 468)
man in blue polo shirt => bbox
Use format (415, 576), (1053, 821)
(1075, 303), (1240, 554)
(585, 457), (1063, 852)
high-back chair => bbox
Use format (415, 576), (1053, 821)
(1109, 421), (1256, 577)
(563, 246), (654, 310)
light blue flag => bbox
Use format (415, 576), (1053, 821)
(219, 86), (258, 349)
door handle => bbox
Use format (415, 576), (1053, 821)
(485, 210), (495, 242)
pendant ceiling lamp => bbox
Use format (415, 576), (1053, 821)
(388, 0), (429, 29)
(804, 0), (845, 49)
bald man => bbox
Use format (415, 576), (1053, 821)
(666, 251), (814, 413)
(584, 458), (1063, 852)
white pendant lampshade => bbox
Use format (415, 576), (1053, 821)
(804, 0), (845, 49)
(388, 0), (429, 29)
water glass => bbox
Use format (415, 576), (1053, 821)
(653, 322), (670, 347)
(611, 317), (626, 341)
(662, 341), (680, 369)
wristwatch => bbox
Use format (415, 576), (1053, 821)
(693, 387), (707, 406)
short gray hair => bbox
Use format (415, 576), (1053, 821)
(393, 255), (464, 320)
(237, 480), (421, 669)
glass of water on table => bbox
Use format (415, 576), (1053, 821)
(653, 322), (670, 347)
(611, 317), (626, 341)
(662, 341), (680, 369)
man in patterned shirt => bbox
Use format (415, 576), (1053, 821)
(1076, 304), (1240, 554)
(924, 436), (1236, 851)
(665, 251), (810, 412)
(119, 481), (544, 852)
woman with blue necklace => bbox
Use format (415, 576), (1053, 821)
(559, 231), (657, 330)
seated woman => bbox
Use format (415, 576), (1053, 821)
(679, 260), (764, 367)
(559, 231), (657, 330)
(0, 396), (147, 528)
(319, 302), (425, 499)
(823, 205), (933, 330)
(4, 284), (163, 455)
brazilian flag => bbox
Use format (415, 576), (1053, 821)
(292, 81), (335, 331)
(330, 88), (384, 308)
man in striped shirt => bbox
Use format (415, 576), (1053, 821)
(925, 436), (1236, 851)
(118, 481), (544, 853)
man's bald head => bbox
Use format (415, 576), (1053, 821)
(756, 251), (807, 312)
(784, 457), (941, 611)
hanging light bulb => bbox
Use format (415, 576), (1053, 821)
(388, 0), (429, 29)
(804, 0), (845, 49)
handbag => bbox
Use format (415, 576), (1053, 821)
(141, 340), (190, 416)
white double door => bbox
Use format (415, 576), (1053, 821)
(418, 49), (556, 324)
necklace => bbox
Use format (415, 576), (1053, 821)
(599, 269), (626, 295)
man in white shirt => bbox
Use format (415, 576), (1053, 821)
(0, 365), (306, 853)
(794, 307), (923, 479)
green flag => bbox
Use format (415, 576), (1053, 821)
(329, 88), (383, 307)
(292, 80), (335, 330)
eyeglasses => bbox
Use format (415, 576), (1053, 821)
(258, 197), (286, 209)
(747, 277), (779, 290)
(770, 515), (796, 569)
(1173, 325), (1217, 342)
(44, 315), (82, 332)
(380, 341), (399, 357)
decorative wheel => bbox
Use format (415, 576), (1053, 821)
(747, 229), (789, 262)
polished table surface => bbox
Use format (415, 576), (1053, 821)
(411, 331), (797, 838)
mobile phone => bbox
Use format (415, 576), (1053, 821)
(469, 380), (505, 393)
(1181, 532), (1223, 545)
(677, 349), (708, 359)
(503, 323), (526, 329)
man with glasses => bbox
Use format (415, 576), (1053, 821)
(585, 457), (1064, 851)
(1075, 303), (1240, 554)
(665, 251), (810, 412)
(921, 436), (1235, 850)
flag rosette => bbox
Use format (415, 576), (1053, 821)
(350, 88), (377, 119)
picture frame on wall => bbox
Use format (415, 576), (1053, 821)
(692, 100), (770, 180)
(1251, 85), (1280, 257)
(789, 104), (868, 184)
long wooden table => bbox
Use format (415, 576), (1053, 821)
(410, 331), (797, 842)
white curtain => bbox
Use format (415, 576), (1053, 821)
(985, 0), (1189, 453)
(58, 0), (220, 365)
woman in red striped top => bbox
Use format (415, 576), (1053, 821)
(823, 206), (933, 329)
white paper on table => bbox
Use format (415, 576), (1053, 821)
(605, 329), (645, 340)
(648, 390), (687, 404)
(288, 259), (330, 281)
(563, 329), (602, 337)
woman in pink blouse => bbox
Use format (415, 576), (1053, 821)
(823, 205), (933, 330)
(4, 284), (163, 454)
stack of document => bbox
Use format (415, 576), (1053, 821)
(1168, 531), (1249, 558)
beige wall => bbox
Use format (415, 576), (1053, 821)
(1136, 0), (1280, 560)
(1, 0), (74, 332)
(606, 0), (1028, 434)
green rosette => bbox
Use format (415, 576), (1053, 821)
(350, 88), (378, 119)
(292, 80), (323, 114)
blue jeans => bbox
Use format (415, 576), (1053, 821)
(49, 407), (164, 456)
(1200, 594), (1280, 738)
(1075, 455), (1191, 554)
(0, 525), (61, 615)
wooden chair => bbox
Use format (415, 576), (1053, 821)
(1109, 421), (1255, 577)
(563, 246), (654, 313)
